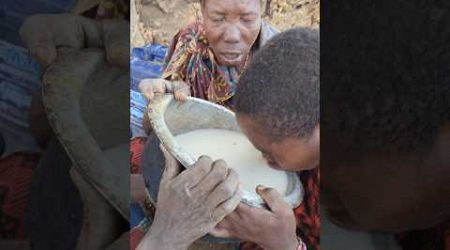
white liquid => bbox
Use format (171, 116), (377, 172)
(174, 129), (289, 196)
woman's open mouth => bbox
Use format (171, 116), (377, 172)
(219, 52), (243, 63)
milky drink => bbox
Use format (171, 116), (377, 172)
(174, 129), (289, 196)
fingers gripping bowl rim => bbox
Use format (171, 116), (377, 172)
(147, 94), (304, 209)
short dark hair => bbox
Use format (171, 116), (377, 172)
(235, 28), (320, 140)
(322, 2), (450, 155)
(324, 83), (449, 154)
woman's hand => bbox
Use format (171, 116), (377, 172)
(211, 186), (299, 250)
(139, 78), (191, 102)
(137, 146), (242, 250)
(140, 78), (190, 134)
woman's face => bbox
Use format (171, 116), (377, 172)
(202, 0), (262, 66)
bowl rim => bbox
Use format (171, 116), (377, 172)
(148, 94), (304, 208)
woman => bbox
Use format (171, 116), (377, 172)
(130, 0), (319, 249)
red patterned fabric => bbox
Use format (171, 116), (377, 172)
(295, 168), (320, 250)
(130, 224), (145, 250)
(129, 137), (152, 250)
(130, 137), (147, 174)
(0, 153), (40, 239)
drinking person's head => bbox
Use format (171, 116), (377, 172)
(235, 28), (320, 172)
(200, 0), (263, 66)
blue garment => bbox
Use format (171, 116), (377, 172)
(0, 40), (41, 156)
(130, 203), (146, 228)
(130, 44), (168, 138)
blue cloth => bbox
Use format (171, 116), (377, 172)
(0, 40), (40, 127)
(130, 43), (168, 138)
(0, 40), (41, 156)
(130, 203), (146, 228)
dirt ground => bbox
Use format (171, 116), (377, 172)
(131, 0), (320, 47)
